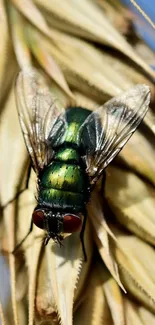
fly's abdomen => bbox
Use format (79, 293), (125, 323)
(39, 159), (87, 211)
(41, 161), (85, 192)
(38, 109), (91, 212)
(39, 188), (84, 211)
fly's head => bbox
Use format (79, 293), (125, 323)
(32, 207), (82, 245)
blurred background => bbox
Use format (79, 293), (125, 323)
(121, 0), (155, 54)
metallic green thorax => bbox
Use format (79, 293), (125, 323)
(38, 107), (91, 212)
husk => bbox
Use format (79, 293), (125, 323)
(97, 263), (125, 325)
(0, 87), (30, 325)
(0, 0), (10, 96)
(74, 266), (113, 325)
(113, 228), (155, 313)
(8, 5), (32, 68)
(124, 298), (145, 325)
(87, 189), (125, 292)
(138, 305), (155, 325)
(43, 223), (92, 325)
(0, 298), (6, 325)
(26, 26), (155, 103)
(34, 0), (155, 80)
(105, 166), (155, 246)
(117, 131), (155, 186)
(26, 26), (74, 99)
(0, 0), (17, 108)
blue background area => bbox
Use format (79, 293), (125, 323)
(120, 0), (155, 53)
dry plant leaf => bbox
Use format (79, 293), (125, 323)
(16, 170), (42, 325)
(27, 240), (43, 325)
(9, 5), (32, 68)
(144, 109), (155, 135)
(98, 0), (131, 35)
(11, 1), (154, 100)
(16, 300), (28, 325)
(87, 189), (125, 292)
(97, 263), (125, 325)
(27, 29), (118, 101)
(10, 0), (74, 100)
(124, 298), (145, 325)
(11, 0), (55, 40)
(35, 222), (93, 324)
(114, 229), (155, 313)
(42, 221), (92, 325)
(0, 1), (17, 107)
(37, 30), (131, 103)
(4, 298), (27, 325)
(105, 166), (155, 246)
(123, 298), (155, 324)
(15, 262), (28, 302)
(0, 87), (29, 325)
(98, 51), (155, 101)
(31, 28), (155, 106)
(73, 91), (97, 111)
(117, 131), (155, 185)
(0, 88), (28, 206)
(40, 29), (133, 94)
(0, 0), (9, 92)
(138, 305), (155, 324)
(74, 267), (113, 325)
(135, 42), (155, 70)
(36, 251), (58, 323)
(74, 221), (93, 304)
(0, 298), (6, 325)
(4, 298), (13, 325)
(26, 26), (74, 99)
(35, 321), (57, 325)
(3, 206), (19, 325)
(34, 0), (155, 80)
(121, 236), (155, 287)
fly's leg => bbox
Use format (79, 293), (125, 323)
(12, 218), (33, 254)
(1, 164), (31, 210)
(80, 211), (87, 262)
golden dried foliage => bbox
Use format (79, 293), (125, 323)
(0, 0), (155, 325)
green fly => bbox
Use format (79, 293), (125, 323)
(14, 69), (150, 259)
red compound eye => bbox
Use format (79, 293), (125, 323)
(32, 209), (45, 229)
(63, 214), (82, 233)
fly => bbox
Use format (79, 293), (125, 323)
(13, 68), (150, 259)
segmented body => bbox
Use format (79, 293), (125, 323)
(38, 107), (91, 213)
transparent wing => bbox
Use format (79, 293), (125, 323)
(15, 68), (67, 174)
(80, 85), (150, 185)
